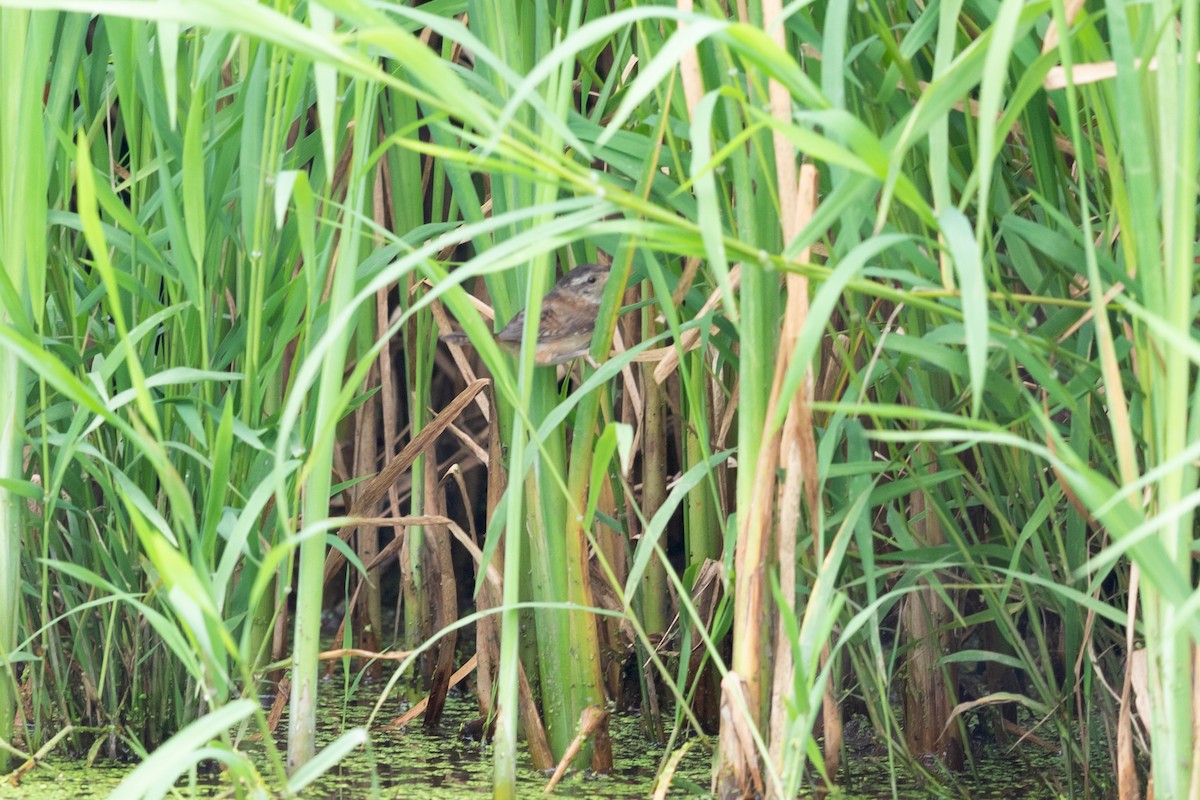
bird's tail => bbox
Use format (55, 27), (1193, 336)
(440, 331), (472, 346)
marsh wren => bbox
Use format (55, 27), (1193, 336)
(441, 262), (611, 365)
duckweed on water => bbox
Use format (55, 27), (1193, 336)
(1, 690), (1109, 799)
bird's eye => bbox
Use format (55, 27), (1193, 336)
(587, 276), (597, 284)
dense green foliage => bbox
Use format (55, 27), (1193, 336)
(1, 1), (1197, 798)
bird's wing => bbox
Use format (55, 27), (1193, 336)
(496, 300), (592, 343)
(536, 294), (594, 340)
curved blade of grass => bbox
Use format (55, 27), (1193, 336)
(286, 728), (369, 794)
(110, 699), (258, 800)
(938, 206), (988, 419)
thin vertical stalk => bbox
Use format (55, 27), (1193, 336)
(458, 4), (535, 788)
(0, 314), (20, 776)
(287, 75), (375, 772)
(768, 165), (824, 789)
(1155, 0), (1199, 794)
(402, 318), (432, 656)
(641, 306), (671, 636)
(466, 0), (617, 782)
(715, 0), (782, 792)
(353, 359), (383, 658)
(1051, 0), (1198, 794)
(0, 8), (53, 769)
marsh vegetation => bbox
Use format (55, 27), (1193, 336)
(1, 1), (1197, 798)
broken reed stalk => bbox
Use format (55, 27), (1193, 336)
(900, 448), (962, 768)
(321, 379), (489, 585)
(475, 382), (505, 724)
(422, 466), (457, 729)
(543, 706), (610, 793)
(768, 164), (832, 787)
(352, 359), (383, 674)
(386, 656), (478, 731)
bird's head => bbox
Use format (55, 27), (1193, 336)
(555, 262), (610, 304)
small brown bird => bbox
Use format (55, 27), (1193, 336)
(441, 262), (611, 365)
